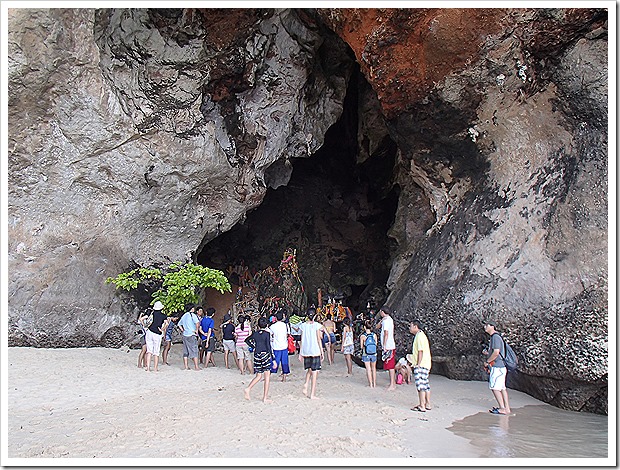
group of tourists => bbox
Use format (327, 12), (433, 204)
(136, 302), (511, 414)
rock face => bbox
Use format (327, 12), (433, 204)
(7, 8), (608, 413)
(8, 8), (352, 345)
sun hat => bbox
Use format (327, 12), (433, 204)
(153, 301), (164, 311)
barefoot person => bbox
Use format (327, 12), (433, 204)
(340, 317), (354, 376)
(244, 317), (276, 403)
(200, 307), (217, 368)
(360, 320), (378, 387)
(136, 312), (149, 368)
(269, 309), (291, 381)
(379, 306), (397, 391)
(221, 313), (238, 370)
(322, 314), (337, 365)
(408, 320), (432, 412)
(484, 321), (511, 415)
(178, 305), (200, 371)
(298, 308), (325, 399)
(235, 314), (253, 375)
(161, 315), (178, 366)
(144, 301), (170, 372)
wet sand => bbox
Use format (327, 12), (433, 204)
(4, 346), (611, 464)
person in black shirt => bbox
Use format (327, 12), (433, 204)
(221, 313), (238, 369)
(145, 301), (170, 372)
(243, 317), (276, 402)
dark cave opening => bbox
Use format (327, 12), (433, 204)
(197, 71), (399, 313)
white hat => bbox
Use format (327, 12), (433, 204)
(153, 301), (164, 311)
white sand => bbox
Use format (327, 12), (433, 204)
(5, 345), (547, 463)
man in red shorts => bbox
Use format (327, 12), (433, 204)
(379, 306), (397, 391)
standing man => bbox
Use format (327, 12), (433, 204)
(380, 306), (397, 391)
(483, 321), (511, 415)
(408, 320), (432, 412)
(269, 309), (291, 381)
(200, 307), (217, 367)
(144, 301), (170, 373)
(178, 304), (200, 371)
(221, 312), (238, 369)
(298, 308), (325, 399)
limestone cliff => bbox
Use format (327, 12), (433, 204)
(7, 8), (608, 413)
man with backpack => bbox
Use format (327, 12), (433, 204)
(483, 321), (511, 415)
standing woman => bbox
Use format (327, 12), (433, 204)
(340, 317), (354, 376)
(360, 320), (378, 387)
(136, 311), (149, 368)
(144, 301), (170, 373)
(235, 314), (253, 375)
(244, 317), (277, 403)
(161, 315), (179, 366)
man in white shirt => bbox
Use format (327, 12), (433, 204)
(298, 308), (325, 399)
(380, 306), (397, 391)
(269, 310), (290, 381)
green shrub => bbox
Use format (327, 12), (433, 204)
(106, 262), (231, 314)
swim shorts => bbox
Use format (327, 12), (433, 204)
(303, 356), (321, 371)
(413, 366), (430, 391)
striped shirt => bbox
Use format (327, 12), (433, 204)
(235, 324), (252, 347)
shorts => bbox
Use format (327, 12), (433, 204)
(202, 337), (216, 352)
(182, 335), (198, 358)
(236, 344), (251, 361)
(223, 339), (236, 352)
(383, 350), (396, 370)
(253, 351), (273, 373)
(292, 334), (301, 342)
(145, 330), (163, 356)
(304, 356), (321, 371)
(322, 332), (336, 345)
(414, 366), (431, 391)
(342, 344), (354, 355)
(362, 354), (377, 363)
(489, 366), (507, 390)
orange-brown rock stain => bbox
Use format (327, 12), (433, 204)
(318, 8), (505, 119)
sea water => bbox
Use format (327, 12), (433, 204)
(447, 404), (608, 458)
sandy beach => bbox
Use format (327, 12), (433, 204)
(4, 346), (610, 464)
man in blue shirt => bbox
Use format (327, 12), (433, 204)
(179, 304), (200, 370)
(199, 307), (217, 367)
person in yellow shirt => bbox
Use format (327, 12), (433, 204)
(407, 320), (432, 412)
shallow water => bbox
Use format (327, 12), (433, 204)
(447, 404), (608, 458)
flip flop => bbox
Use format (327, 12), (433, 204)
(425, 406), (432, 410)
(489, 408), (500, 414)
(489, 407), (499, 413)
(411, 405), (426, 412)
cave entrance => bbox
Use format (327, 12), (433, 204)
(197, 71), (399, 315)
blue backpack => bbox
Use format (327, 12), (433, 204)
(364, 333), (377, 355)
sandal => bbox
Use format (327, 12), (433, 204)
(411, 405), (426, 412)
(425, 405), (432, 410)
